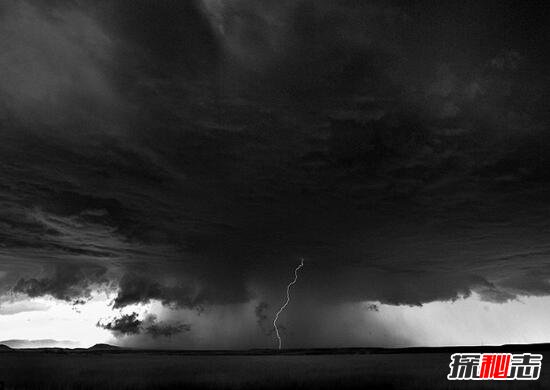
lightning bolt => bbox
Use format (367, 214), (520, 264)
(273, 258), (304, 350)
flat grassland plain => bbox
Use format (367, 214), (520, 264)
(0, 347), (548, 389)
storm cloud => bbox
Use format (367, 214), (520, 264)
(98, 313), (190, 338)
(1, 0), (549, 348)
(13, 263), (107, 302)
(98, 312), (142, 336)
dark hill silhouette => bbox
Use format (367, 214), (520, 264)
(88, 343), (121, 351)
(0, 344), (12, 352)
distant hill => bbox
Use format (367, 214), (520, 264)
(0, 339), (79, 349)
(88, 343), (121, 351)
(0, 344), (12, 352)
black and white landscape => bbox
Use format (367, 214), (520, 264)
(0, 1), (549, 388)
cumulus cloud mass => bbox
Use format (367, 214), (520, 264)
(0, 0), (549, 348)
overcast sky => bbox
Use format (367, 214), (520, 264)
(0, 0), (549, 349)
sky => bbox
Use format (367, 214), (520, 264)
(0, 0), (549, 349)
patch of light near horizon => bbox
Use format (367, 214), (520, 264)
(364, 292), (550, 347)
(0, 292), (149, 348)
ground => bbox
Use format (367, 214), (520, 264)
(0, 349), (548, 389)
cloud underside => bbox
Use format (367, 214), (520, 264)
(0, 0), (549, 323)
(97, 313), (190, 338)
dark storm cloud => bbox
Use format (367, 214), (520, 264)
(201, 0), (407, 98)
(13, 262), (107, 301)
(113, 272), (249, 309)
(0, 0), (117, 126)
(98, 313), (190, 338)
(112, 274), (165, 309)
(365, 304), (379, 312)
(98, 312), (142, 335)
(1, 0), (550, 349)
(100, 0), (219, 71)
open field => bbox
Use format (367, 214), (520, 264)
(0, 348), (548, 389)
